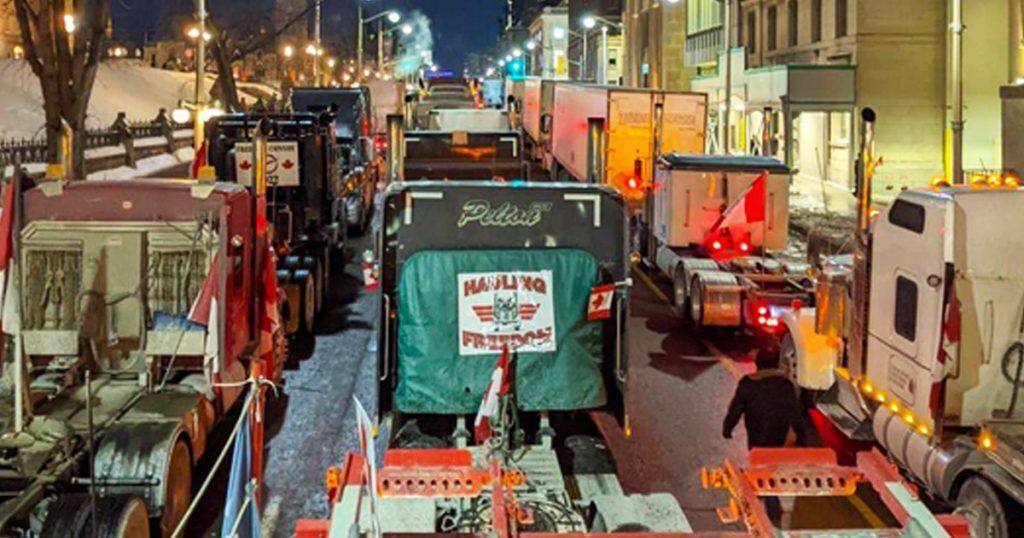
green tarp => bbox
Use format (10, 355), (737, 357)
(395, 249), (605, 414)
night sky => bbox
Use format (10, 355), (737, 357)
(111, 0), (504, 71)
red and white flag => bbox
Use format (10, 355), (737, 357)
(0, 179), (16, 364)
(191, 140), (208, 179)
(474, 346), (511, 444)
(189, 254), (221, 376)
(716, 172), (768, 231)
(588, 284), (616, 321)
(258, 247), (281, 382)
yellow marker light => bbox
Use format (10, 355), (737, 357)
(918, 425), (930, 436)
(862, 382), (874, 395)
(889, 402), (900, 414)
(903, 412), (915, 425)
(875, 392), (886, 403)
(1005, 175), (1020, 189)
(980, 432), (995, 451)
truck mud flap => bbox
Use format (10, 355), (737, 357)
(815, 380), (874, 441)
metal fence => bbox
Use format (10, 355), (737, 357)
(0, 117), (192, 169)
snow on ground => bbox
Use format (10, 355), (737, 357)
(87, 147), (195, 181)
(0, 59), (276, 140)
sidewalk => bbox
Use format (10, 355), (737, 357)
(788, 175), (858, 262)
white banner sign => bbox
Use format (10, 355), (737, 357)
(234, 141), (301, 187)
(457, 271), (556, 356)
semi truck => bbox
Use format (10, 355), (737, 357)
(207, 113), (343, 334)
(288, 181), (970, 538)
(545, 85), (707, 204)
(292, 87), (378, 233)
(392, 117), (524, 181)
(0, 144), (285, 537)
(518, 77), (559, 164)
(785, 109), (1024, 537)
(640, 155), (814, 334)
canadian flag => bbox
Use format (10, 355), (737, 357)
(191, 140), (208, 179)
(189, 254), (221, 376)
(588, 284), (616, 321)
(716, 172), (768, 232)
(0, 179), (17, 367)
(474, 346), (511, 444)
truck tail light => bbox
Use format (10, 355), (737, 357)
(739, 241), (750, 253)
(711, 240), (723, 251)
(362, 118), (370, 137)
(626, 176), (640, 191)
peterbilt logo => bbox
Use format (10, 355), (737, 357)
(457, 200), (553, 228)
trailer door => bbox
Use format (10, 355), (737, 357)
(607, 91), (654, 199)
(660, 93), (707, 157)
(866, 195), (948, 428)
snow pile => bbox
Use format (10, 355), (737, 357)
(87, 147), (195, 181)
(0, 60), (275, 140)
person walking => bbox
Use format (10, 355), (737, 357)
(723, 347), (806, 524)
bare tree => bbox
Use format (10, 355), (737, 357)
(14, 0), (111, 179)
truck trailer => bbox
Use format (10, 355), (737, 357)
(546, 85), (707, 204)
(641, 155), (813, 334)
(786, 109), (1024, 538)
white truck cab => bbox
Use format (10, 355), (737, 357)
(787, 184), (1024, 537)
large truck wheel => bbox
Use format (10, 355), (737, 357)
(41, 494), (150, 538)
(159, 438), (193, 537)
(97, 496), (151, 538)
(40, 494), (92, 537)
(956, 477), (1019, 538)
(672, 270), (687, 314)
(688, 275), (705, 328)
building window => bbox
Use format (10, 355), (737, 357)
(836, 0), (848, 38)
(894, 276), (918, 342)
(812, 0), (822, 42)
(687, 0), (723, 35)
(747, 10), (757, 53)
(789, 0), (798, 47)
(767, 6), (777, 51)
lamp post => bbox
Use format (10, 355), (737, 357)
(359, 7), (401, 83)
(582, 14), (622, 85)
(194, 0), (207, 149)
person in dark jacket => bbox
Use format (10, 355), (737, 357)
(723, 347), (806, 447)
(723, 347), (806, 524)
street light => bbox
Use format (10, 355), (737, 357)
(512, 48), (522, 58)
(283, 45), (294, 58)
(553, 27), (566, 40)
(359, 8), (403, 82)
(305, 43), (318, 56)
(581, 14), (622, 84)
(401, 23), (413, 35)
(327, 57), (337, 68)
(582, 16), (596, 30)
(388, 11), (401, 23)
(63, 14), (76, 34)
(526, 40), (537, 51)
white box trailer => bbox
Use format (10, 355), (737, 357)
(548, 84), (707, 204)
(366, 79), (405, 136)
(522, 77), (543, 145)
(643, 155), (812, 333)
(431, 109), (507, 132)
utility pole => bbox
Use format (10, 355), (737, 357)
(600, 25), (608, 84)
(722, 0), (732, 155)
(582, 30), (588, 81)
(378, 19), (384, 75)
(195, 0), (206, 149)
(357, 3), (365, 83)
(314, 0), (322, 87)
(950, 0), (964, 183)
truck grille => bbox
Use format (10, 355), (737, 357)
(24, 250), (82, 331)
(148, 250), (207, 317)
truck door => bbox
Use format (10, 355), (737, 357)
(866, 195), (949, 427)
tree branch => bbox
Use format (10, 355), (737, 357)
(13, 0), (44, 77)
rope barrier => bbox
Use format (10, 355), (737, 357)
(226, 479), (258, 538)
(170, 375), (273, 538)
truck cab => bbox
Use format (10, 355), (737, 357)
(1, 178), (281, 537)
(292, 87), (378, 233)
(206, 113), (342, 335)
(789, 183), (1024, 537)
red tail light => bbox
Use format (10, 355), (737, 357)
(739, 242), (750, 253)
(362, 118), (370, 137)
(711, 240), (723, 251)
(626, 176), (640, 190)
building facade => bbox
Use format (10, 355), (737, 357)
(623, 0), (691, 90)
(528, 5), (570, 79)
(689, 0), (1008, 207)
(567, 0), (623, 82)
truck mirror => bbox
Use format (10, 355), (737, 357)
(541, 114), (552, 135)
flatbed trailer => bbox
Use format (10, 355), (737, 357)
(398, 129), (524, 181)
(643, 154), (813, 334)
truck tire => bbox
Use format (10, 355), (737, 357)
(96, 496), (151, 538)
(41, 494), (92, 537)
(159, 438), (193, 538)
(688, 275), (705, 328)
(956, 477), (1020, 538)
(41, 494), (150, 538)
(294, 269), (316, 334)
(672, 269), (687, 313)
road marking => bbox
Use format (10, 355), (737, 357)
(631, 264), (745, 381)
(847, 491), (887, 529)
